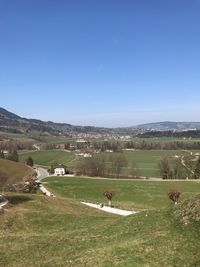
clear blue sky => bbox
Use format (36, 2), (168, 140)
(1, 0), (200, 127)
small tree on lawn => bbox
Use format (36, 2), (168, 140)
(167, 189), (181, 204)
(103, 190), (115, 207)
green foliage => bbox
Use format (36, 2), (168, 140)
(26, 157), (33, 167)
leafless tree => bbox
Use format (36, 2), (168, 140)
(167, 189), (181, 204)
(103, 190), (115, 207)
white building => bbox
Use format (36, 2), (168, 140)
(54, 165), (66, 176)
(54, 167), (65, 176)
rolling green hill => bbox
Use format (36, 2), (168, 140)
(0, 178), (200, 266)
(19, 150), (76, 168)
(1, 107), (200, 139)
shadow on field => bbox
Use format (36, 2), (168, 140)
(6, 194), (33, 205)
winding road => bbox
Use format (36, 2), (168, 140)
(35, 167), (55, 197)
(35, 167), (49, 180)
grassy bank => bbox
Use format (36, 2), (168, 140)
(0, 159), (34, 184)
(0, 177), (200, 266)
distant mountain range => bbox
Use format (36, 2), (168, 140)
(136, 121), (200, 131)
(0, 107), (115, 135)
(0, 107), (200, 137)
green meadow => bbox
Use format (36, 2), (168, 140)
(19, 150), (76, 167)
(45, 176), (200, 210)
(20, 149), (199, 177)
(122, 149), (192, 177)
(1, 177), (200, 267)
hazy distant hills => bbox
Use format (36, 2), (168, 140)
(136, 121), (200, 130)
(0, 107), (200, 136)
(0, 107), (125, 136)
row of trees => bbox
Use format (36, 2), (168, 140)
(0, 150), (19, 162)
(138, 130), (200, 138)
(75, 153), (138, 178)
(75, 153), (200, 180)
(158, 156), (200, 179)
(124, 140), (200, 150)
(0, 140), (33, 151)
(41, 140), (200, 152)
(0, 150), (33, 166)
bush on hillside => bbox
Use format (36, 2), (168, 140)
(174, 194), (200, 224)
(167, 189), (181, 204)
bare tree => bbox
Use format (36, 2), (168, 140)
(130, 161), (139, 178)
(193, 156), (200, 179)
(76, 155), (105, 177)
(172, 159), (185, 179)
(167, 189), (181, 204)
(109, 153), (127, 178)
(103, 190), (115, 207)
(158, 156), (172, 179)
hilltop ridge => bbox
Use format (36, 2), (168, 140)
(1, 107), (200, 137)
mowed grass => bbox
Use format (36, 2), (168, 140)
(1, 178), (200, 266)
(122, 150), (193, 177)
(45, 176), (200, 210)
(19, 150), (76, 167)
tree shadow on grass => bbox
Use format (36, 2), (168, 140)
(6, 194), (33, 205)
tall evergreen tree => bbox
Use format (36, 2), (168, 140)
(26, 157), (34, 167)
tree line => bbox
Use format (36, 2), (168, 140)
(75, 152), (139, 178)
(158, 156), (200, 179)
(0, 140), (33, 151)
(41, 140), (200, 152)
(138, 130), (200, 138)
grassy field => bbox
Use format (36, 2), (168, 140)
(45, 176), (200, 210)
(0, 131), (37, 143)
(123, 150), (193, 177)
(41, 135), (72, 143)
(0, 177), (200, 266)
(19, 149), (200, 177)
(0, 159), (34, 183)
(19, 150), (76, 168)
